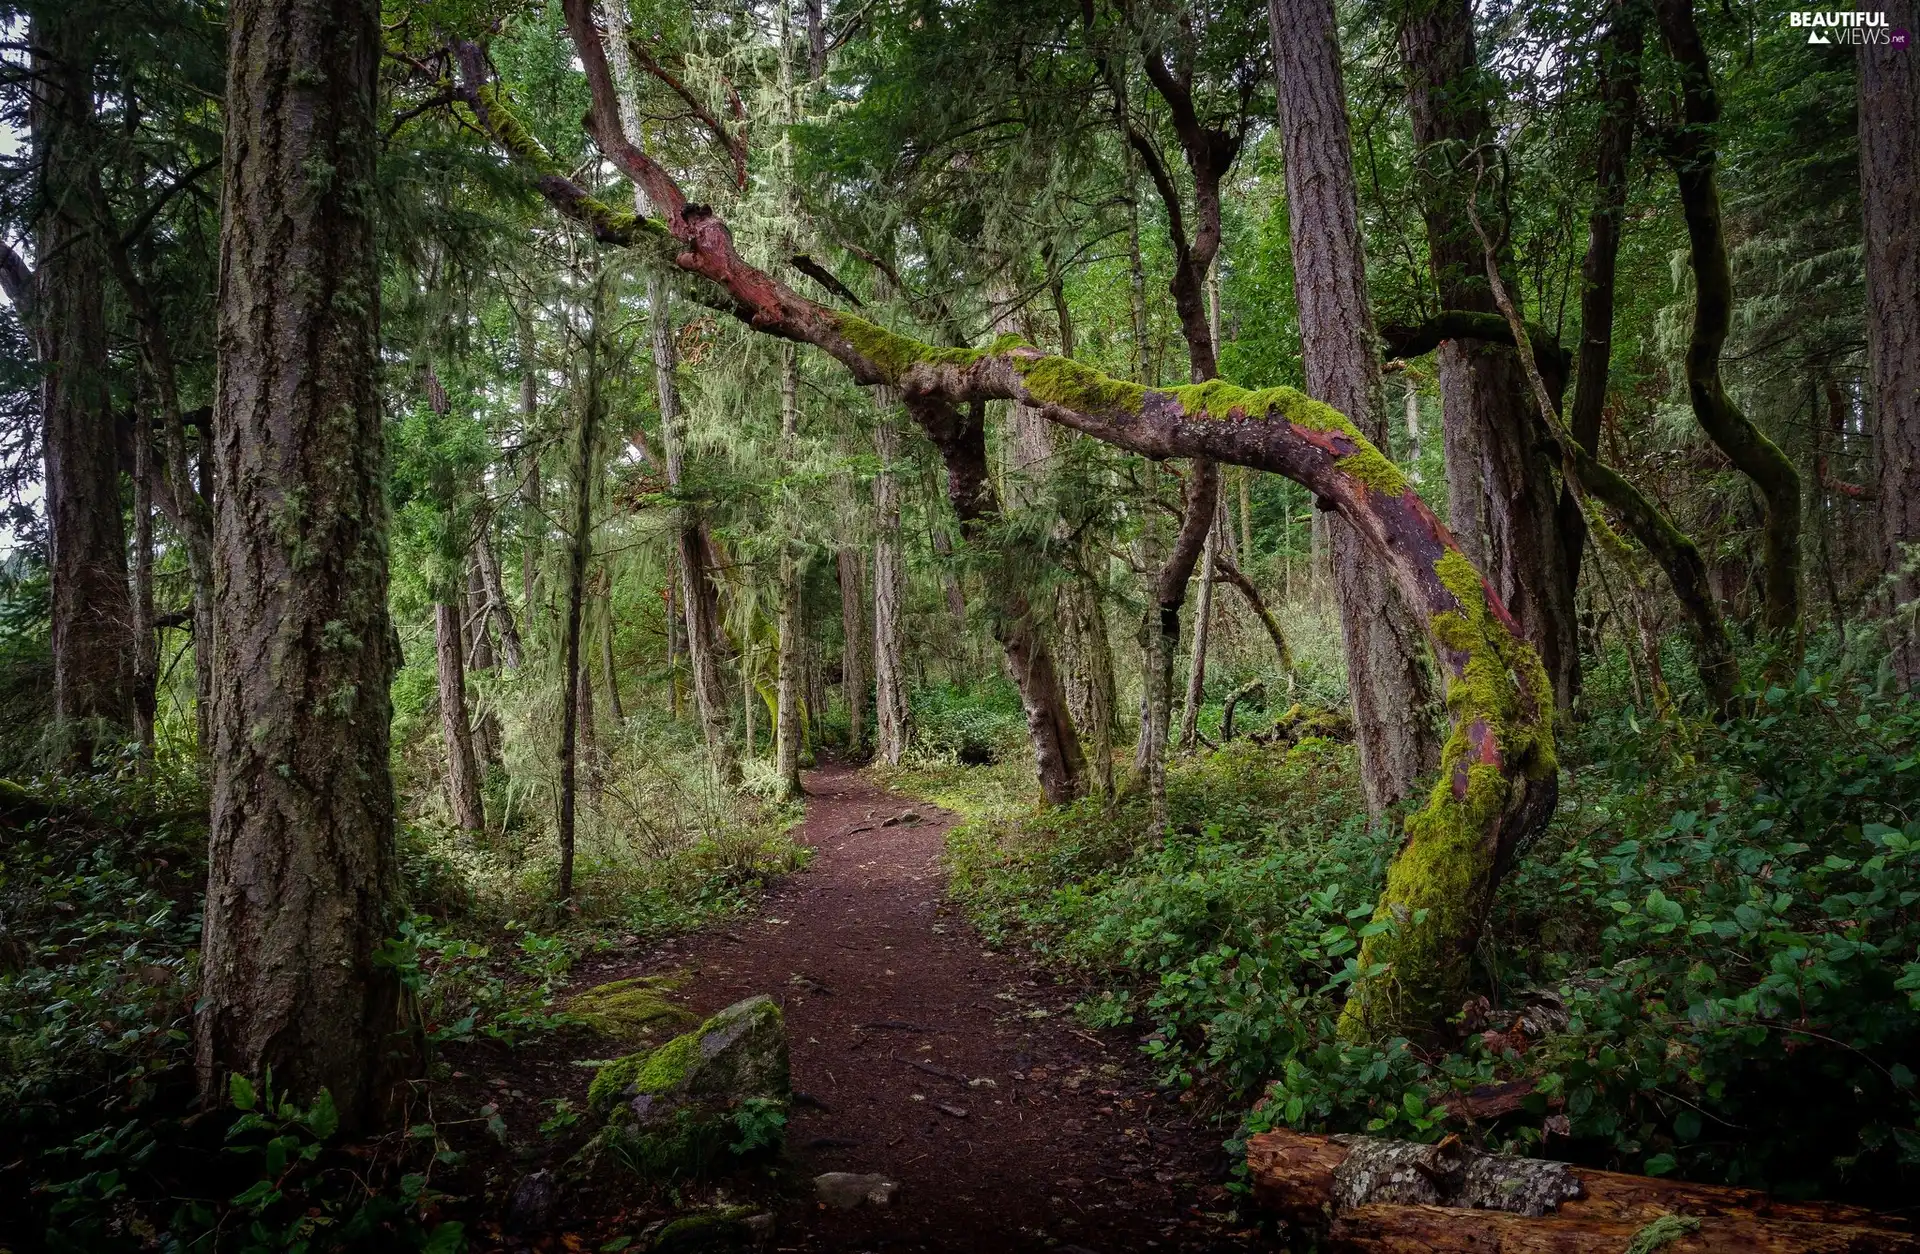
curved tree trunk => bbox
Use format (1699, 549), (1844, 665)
(31, 13), (137, 762)
(1271, 0), (1443, 810)
(1860, 0), (1920, 682)
(199, 0), (416, 1131)
(458, 19), (1562, 1036)
(1399, 0), (1580, 711)
(1656, 0), (1803, 641)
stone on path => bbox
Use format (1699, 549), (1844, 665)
(814, 1171), (900, 1209)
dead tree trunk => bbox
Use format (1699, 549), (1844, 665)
(474, 530), (523, 669)
(1860, 0), (1920, 682)
(1271, 0), (1442, 809)
(436, 601), (486, 834)
(198, 0), (417, 1132)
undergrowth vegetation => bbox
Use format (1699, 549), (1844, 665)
(0, 741), (805, 1251)
(899, 656), (1920, 1208)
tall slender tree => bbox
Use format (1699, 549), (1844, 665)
(196, 0), (416, 1129)
(1271, 0), (1442, 811)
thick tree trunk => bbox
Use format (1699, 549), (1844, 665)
(1861, 0), (1920, 682)
(774, 346), (804, 798)
(1272, 0), (1442, 811)
(198, 0), (415, 1131)
(436, 602), (486, 834)
(872, 399), (911, 765)
(838, 545), (868, 756)
(1657, 0), (1803, 642)
(1400, 0), (1580, 710)
(1059, 572), (1115, 796)
(31, 15), (137, 761)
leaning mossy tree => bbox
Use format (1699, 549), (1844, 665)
(442, 0), (1558, 1038)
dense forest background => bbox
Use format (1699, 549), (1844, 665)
(0, 0), (1917, 1246)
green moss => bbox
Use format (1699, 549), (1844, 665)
(1624, 1214), (1702, 1254)
(588, 1030), (701, 1114)
(649, 1205), (763, 1252)
(1014, 355), (1147, 414)
(570, 975), (696, 1043)
(833, 313), (984, 379)
(1334, 448), (1410, 497)
(1341, 548), (1557, 1036)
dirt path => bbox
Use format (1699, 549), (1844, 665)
(461, 765), (1271, 1251)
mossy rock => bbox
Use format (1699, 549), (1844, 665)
(569, 974), (698, 1043)
(645, 1205), (773, 1252)
(589, 995), (789, 1179)
(1270, 702), (1355, 745)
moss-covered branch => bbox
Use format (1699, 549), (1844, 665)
(464, 27), (1562, 1038)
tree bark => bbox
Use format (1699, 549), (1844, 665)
(1657, 0), (1803, 641)
(474, 530), (523, 669)
(198, 0), (415, 1131)
(464, 559), (502, 767)
(132, 403), (158, 752)
(838, 544), (868, 756)
(557, 280), (607, 902)
(872, 397), (911, 765)
(912, 396), (1085, 804)
(1400, 0), (1580, 710)
(1861, 0), (1920, 682)
(31, 13), (137, 761)
(1178, 515), (1219, 750)
(774, 344), (804, 799)
(1272, 0), (1443, 811)
(435, 602), (486, 834)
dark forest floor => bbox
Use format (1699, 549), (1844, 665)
(438, 764), (1275, 1252)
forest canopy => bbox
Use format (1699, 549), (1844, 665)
(0, 0), (1916, 1247)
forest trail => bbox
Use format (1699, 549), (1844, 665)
(553, 764), (1269, 1252)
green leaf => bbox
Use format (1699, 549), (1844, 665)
(229, 1073), (257, 1111)
(1644, 1153), (1678, 1176)
(304, 1089), (338, 1140)
(423, 1222), (466, 1254)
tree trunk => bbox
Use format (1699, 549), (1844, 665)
(1271, 0), (1443, 811)
(1400, 0), (1580, 710)
(1059, 572), (1116, 796)
(1178, 516), (1219, 750)
(912, 395), (1085, 805)
(600, 593), (624, 725)
(873, 397), (911, 765)
(1861, 0), (1920, 682)
(31, 14), (137, 762)
(774, 345), (804, 798)
(651, 276), (737, 785)
(557, 280), (608, 902)
(838, 545), (868, 756)
(132, 404), (158, 753)
(474, 530), (523, 669)
(197, 0), (415, 1132)
(436, 602), (486, 834)
(463, 560), (502, 767)
(1657, 0), (1803, 642)
(518, 306), (544, 618)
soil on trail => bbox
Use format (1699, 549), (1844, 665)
(451, 765), (1272, 1252)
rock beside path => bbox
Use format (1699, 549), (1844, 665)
(587, 995), (790, 1176)
(813, 1171), (900, 1210)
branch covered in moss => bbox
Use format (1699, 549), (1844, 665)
(461, 17), (1563, 1038)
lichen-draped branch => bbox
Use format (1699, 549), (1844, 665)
(456, 27), (1559, 1036)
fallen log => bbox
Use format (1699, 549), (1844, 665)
(1247, 1130), (1910, 1249)
(1329, 1203), (1920, 1253)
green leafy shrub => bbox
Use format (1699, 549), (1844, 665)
(907, 680), (1028, 765)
